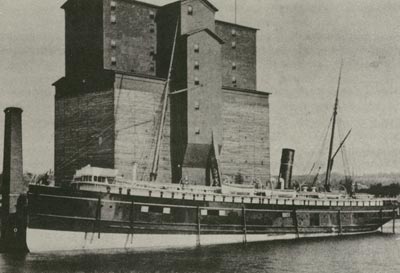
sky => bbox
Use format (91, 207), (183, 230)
(1, 0), (400, 176)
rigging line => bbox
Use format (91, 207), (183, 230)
(234, 0), (237, 24)
(306, 114), (333, 175)
(337, 117), (352, 179)
(56, 120), (115, 168)
(58, 133), (114, 170)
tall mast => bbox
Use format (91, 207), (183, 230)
(325, 62), (343, 191)
(150, 19), (179, 181)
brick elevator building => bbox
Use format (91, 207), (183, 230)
(54, 0), (271, 187)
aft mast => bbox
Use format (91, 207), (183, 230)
(324, 62), (343, 191)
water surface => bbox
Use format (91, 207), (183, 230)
(1, 227), (399, 273)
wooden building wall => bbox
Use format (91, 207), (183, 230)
(220, 87), (270, 184)
(215, 21), (257, 90)
(113, 74), (171, 182)
(54, 89), (115, 187)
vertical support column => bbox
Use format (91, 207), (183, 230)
(293, 209), (299, 239)
(0, 107), (28, 253)
(392, 208), (396, 234)
(92, 196), (102, 239)
(196, 206), (201, 246)
(129, 201), (135, 242)
(242, 206), (247, 244)
(337, 210), (342, 236)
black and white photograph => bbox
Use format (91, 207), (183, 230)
(0, 0), (399, 272)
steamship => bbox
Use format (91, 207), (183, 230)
(1, 0), (398, 253)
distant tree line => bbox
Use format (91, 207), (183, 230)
(358, 183), (400, 197)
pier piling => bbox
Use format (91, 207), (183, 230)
(0, 107), (29, 253)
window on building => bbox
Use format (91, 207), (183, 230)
(232, 62), (236, 70)
(231, 41), (236, 49)
(149, 10), (155, 19)
(111, 56), (117, 65)
(194, 102), (200, 110)
(194, 77), (200, 85)
(111, 1), (117, 10)
(111, 40), (116, 48)
(194, 61), (199, 70)
(111, 15), (116, 24)
(188, 6), (193, 15)
(149, 24), (155, 33)
(194, 44), (199, 53)
(150, 62), (155, 72)
(232, 76), (237, 84)
(195, 128), (200, 134)
(231, 29), (237, 36)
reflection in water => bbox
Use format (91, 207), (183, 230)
(0, 231), (399, 273)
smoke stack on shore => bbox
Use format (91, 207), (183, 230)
(0, 107), (28, 253)
(279, 148), (295, 189)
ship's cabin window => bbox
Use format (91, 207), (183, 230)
(107, 177), (115, 184)
(97, 176), (106, 183)
(82, 175), (92, 182)
(94, 176), (98, 182)
(188, 6), (193, 15)
(75, 177), (82, 181)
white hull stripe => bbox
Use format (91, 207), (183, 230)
(26, 228), (379, 253)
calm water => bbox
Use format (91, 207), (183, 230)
(1, 225), (399, 273)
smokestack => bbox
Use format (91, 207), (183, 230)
(2, 107), (24, 213)
(279, 148), (295, 189)
(0, 107), (28, 253)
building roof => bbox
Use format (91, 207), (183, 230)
(182, 0), (218, 12)
(62, 0), (160, 10)
(222, 86), (271, 96)
(216, 20), (259, 31)
(184, 28), (224, 44)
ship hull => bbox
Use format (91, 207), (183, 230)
(26, 185), (396, 253)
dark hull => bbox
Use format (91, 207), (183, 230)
(26, 185), (397, 252)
